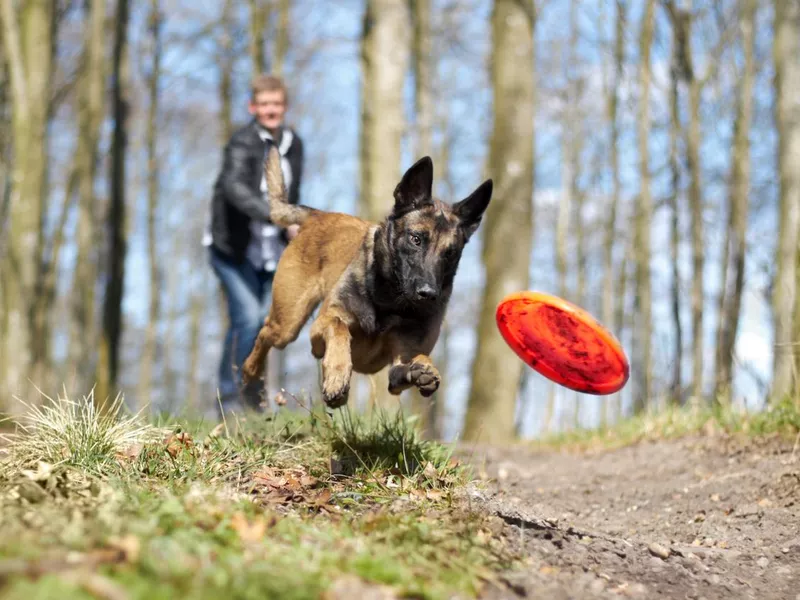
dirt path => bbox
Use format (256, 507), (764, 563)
(459, 435), (800, 600)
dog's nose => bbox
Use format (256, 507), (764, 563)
(416, 284), (437, 300)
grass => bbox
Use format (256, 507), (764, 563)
(531, 397), (800, 452)
(0, 391), (518, 600)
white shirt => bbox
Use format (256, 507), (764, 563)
(202, 125), (294, 273)
(246, 126), (294, 272)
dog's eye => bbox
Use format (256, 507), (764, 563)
(409, 233), (422, 246)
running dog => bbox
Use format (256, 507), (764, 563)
(241, 145), (492, 408)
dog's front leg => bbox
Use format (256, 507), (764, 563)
(310, 307), (353, 408)
(388, 354), (441, 398)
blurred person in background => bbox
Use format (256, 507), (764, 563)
(203, 74), (305, 418)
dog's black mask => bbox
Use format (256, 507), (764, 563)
(374, 156), (493, 314)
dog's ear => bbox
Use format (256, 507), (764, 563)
(392, 156), (434, 217)
(453, 179), (492, 240)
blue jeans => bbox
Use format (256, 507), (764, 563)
(209, 247), (274, 413)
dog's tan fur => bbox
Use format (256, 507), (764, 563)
(241, 146), (490, 408)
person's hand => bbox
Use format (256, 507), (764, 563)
(286, 224), (300, 240)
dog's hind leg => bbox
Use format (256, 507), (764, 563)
(309, 305), (354, 408)
(241, 282), (322, 385)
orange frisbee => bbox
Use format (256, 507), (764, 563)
(495, 291), (629, 395)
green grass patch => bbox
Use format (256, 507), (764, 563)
(531, 397), (800, 452)
(0, 392), (516, 600)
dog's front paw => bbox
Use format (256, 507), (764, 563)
(407, 361), (440, 397)
(321, 358), (352, 408)
(322, 375), (350, 408)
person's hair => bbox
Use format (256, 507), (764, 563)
(251, 74), (289, 104)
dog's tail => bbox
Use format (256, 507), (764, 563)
(264, 145), (315, 227)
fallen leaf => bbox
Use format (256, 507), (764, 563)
(230, 512), (267, 543)
(423, 462), (438, 481)
(116, 444), (143, 462)
(314, 488), (333, 506)
(300, 475), (319, 487)
(262, 490), (291, 505)
(253, 467), (277, 482)
(21, 461), (53, 482)
(106, 534), (141, 563)
(165, 432), (194, 458)
(426, 489), (444, 501)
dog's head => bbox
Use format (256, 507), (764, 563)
(375, 156), (492, 311)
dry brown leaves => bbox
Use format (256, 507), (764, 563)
(248, 466), (335, 512)
(165, 432), (195, 458)
(229, 512), (280, 543)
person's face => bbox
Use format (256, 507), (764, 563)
(248, 90), (286, 131)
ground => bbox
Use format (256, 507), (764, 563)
(467, 432), (800, 599)
(1, 396), (799, 599)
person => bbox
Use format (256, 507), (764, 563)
(204, 74), (304, 417)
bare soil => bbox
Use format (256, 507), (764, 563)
(460, 434), (800, 600)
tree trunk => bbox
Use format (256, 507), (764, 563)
(602, 0), (625, 330)
(219, 0), (234, 143)
(0, 37), (7, 406)
(360, 0), (411, 411)
(632, 0), (654, 414)
(556, 143), (570, 300)
(686, 14), (704, 406)
(0, 0), (53, 403)
(408, 0), (437, 436)
(249, 0), (267, 74)
(162, 252), (180, 411)
(187, 293), (205, 416)
(566, 0), (585, 307)
(668, 37), (683, 406)
(714, 0), (756, 405)
(614, 229), (632, 419)
(97, 0), (131, 407)
(665, 1), (704, 405)
(360, 0), (411, 222)
(138, 0), (163, 410)
(0, 41), (8, 250)
(411, 0), (432, 161)
(461, 0), (535, 443)
(273, 0), (290, 76)
(0, 46), (7, 403)
(772, 0), (800, 402)
(67, 0), (107, 391)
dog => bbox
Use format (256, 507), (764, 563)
(240, 145), (493, 409)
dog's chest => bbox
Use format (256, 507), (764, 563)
(349, 313), (427, 374)
(349, 329), (393, 374)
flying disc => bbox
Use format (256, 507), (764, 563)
(495, 291), (629, 395)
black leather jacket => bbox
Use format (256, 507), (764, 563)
(209, 119), (304, 261)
